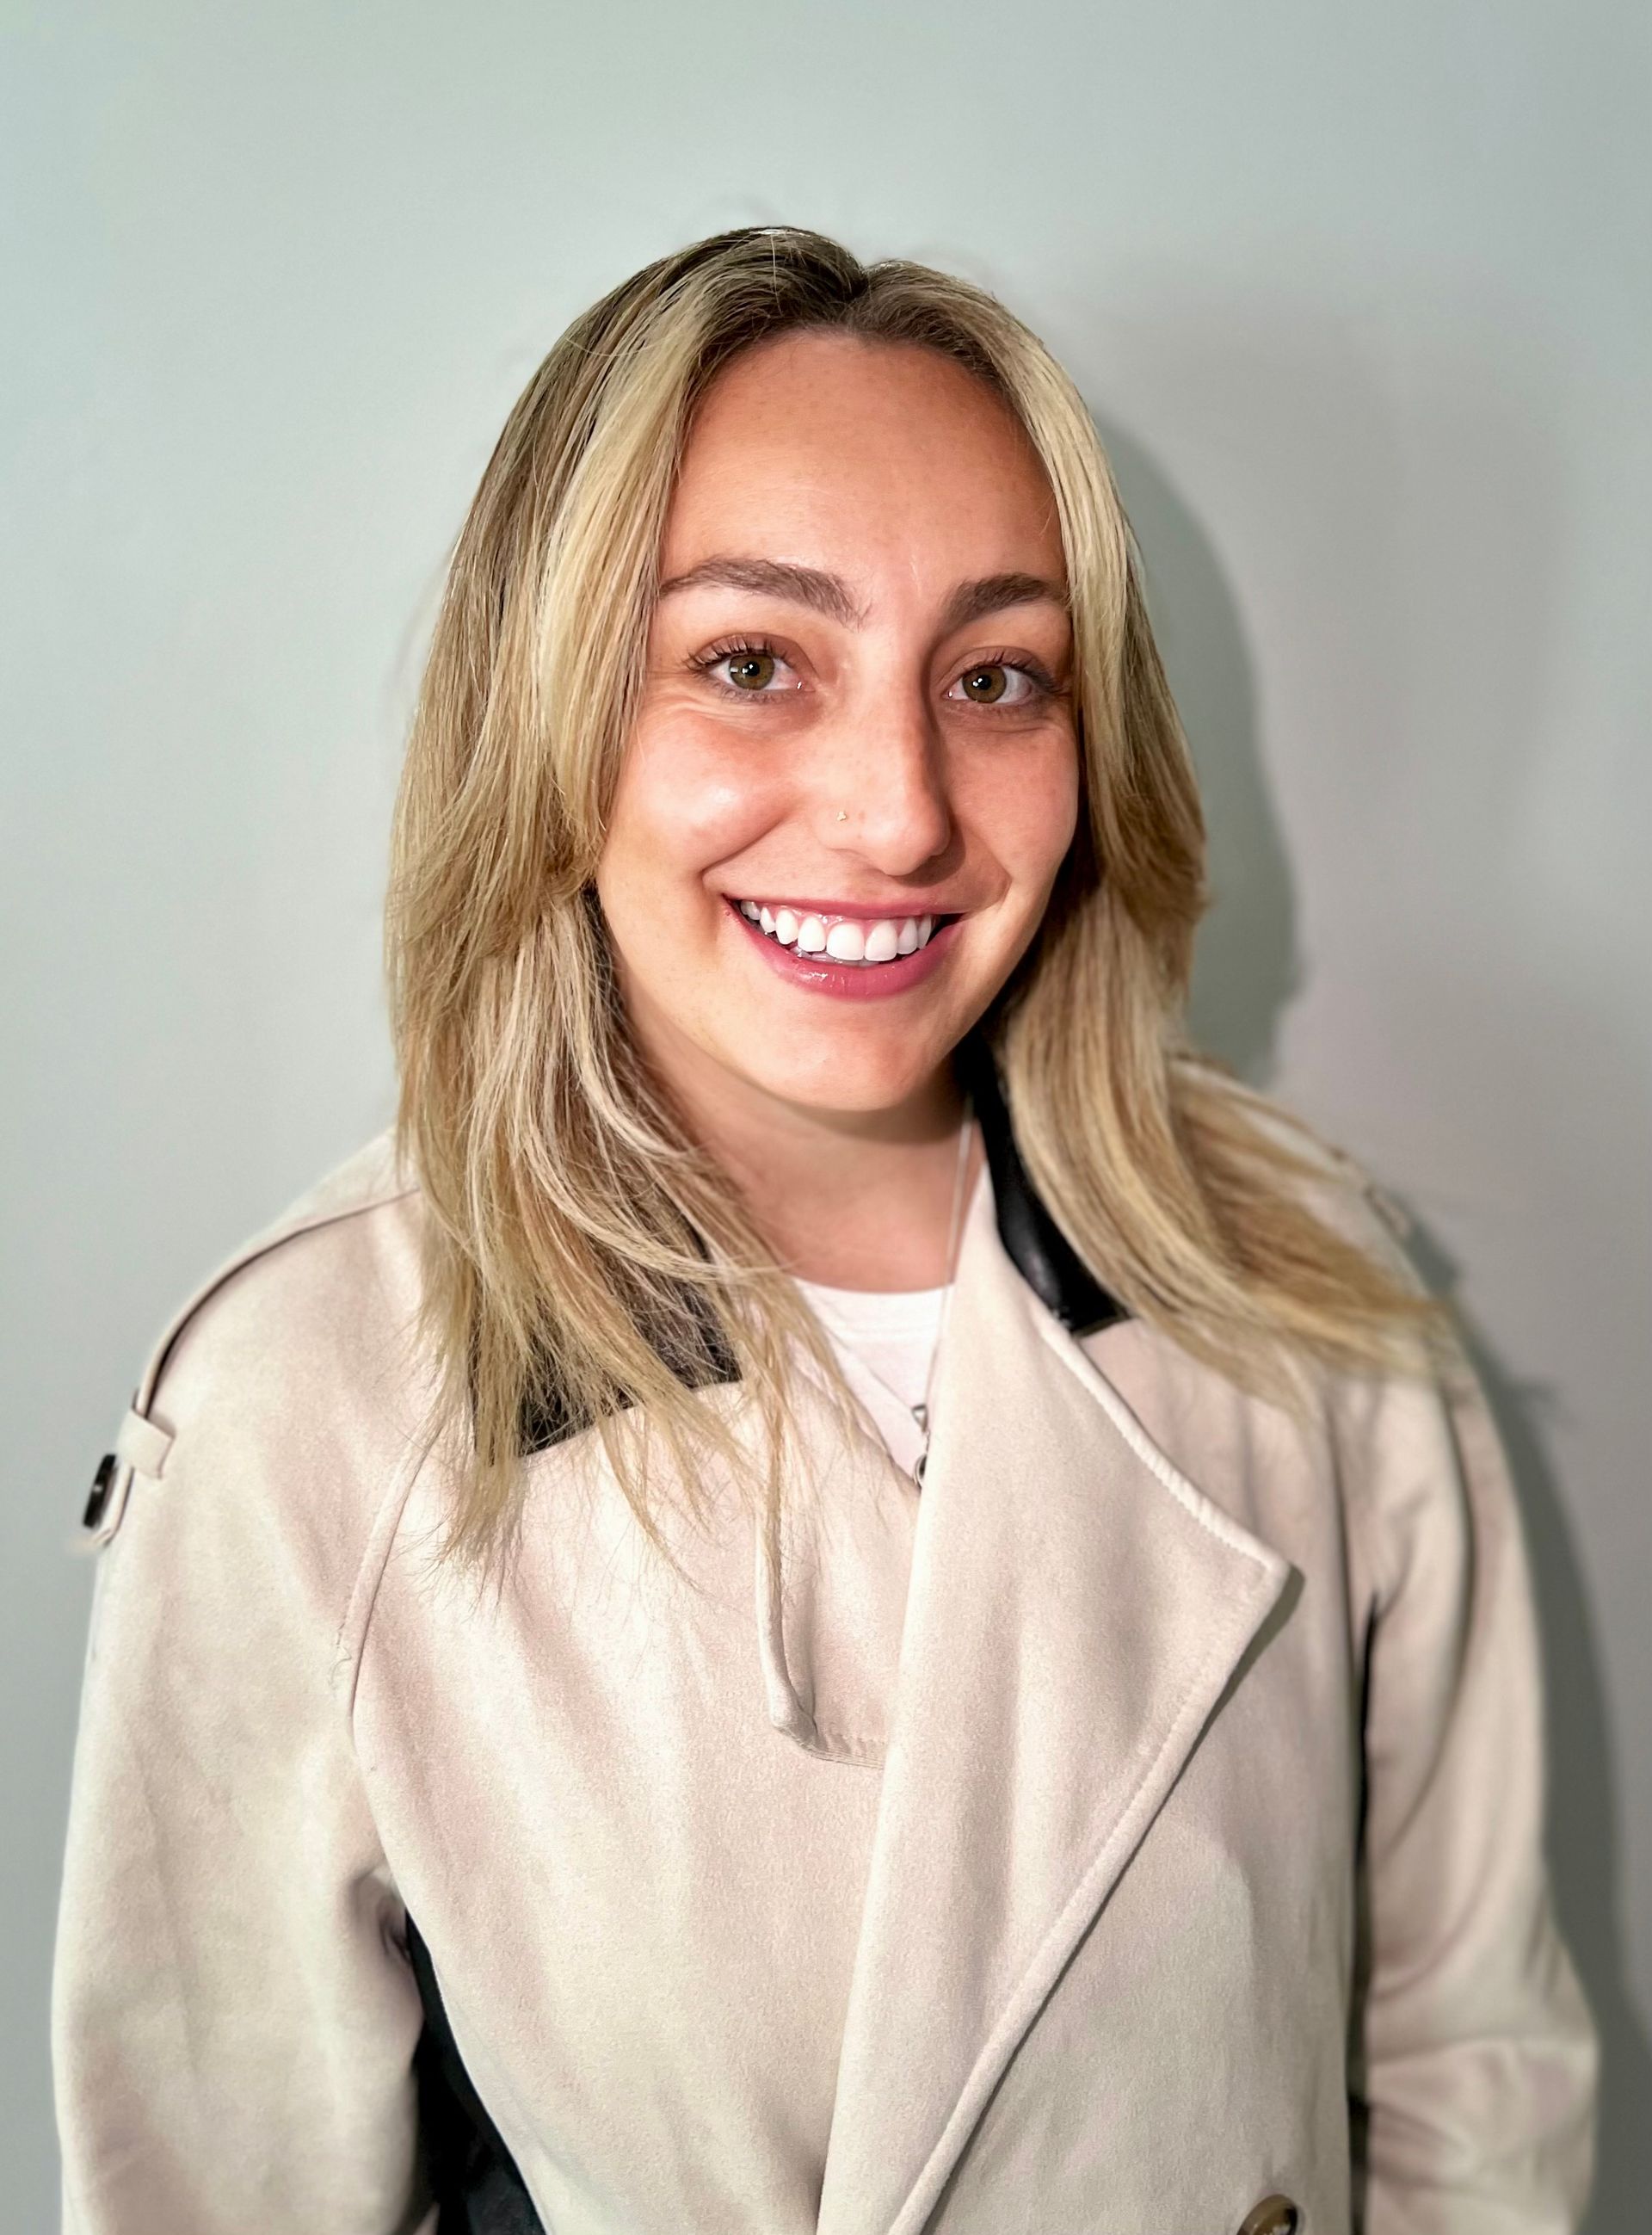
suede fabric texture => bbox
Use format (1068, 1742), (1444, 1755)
(52, 1132), (1599, 2234)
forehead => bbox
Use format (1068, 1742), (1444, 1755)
(661, 330), (1066, 589)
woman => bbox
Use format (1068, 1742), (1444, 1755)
(53, 226), (1597, 2234)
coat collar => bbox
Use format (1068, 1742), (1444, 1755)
(955, 1028), (1127, 1338)
(795, 1167), (1293, 2234)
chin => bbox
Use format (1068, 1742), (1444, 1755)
(731, 1031), (956, 1119)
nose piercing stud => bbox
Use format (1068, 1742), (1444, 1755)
(835, 809), (848, 821)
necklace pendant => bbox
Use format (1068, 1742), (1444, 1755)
(911, 1401), (928, 1431)
(914, 1448), (928, 1488)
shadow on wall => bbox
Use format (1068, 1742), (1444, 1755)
(1099, 410), (1649, 2231)
(1097, 411), (1302, 1084)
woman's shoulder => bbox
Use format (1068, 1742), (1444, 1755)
(146, 1127), (426, 1396)
(84, 1129), (434, 1570)
(1178, 1054), (1421, 1282)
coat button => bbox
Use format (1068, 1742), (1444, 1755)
(1237, 2198), (1300, 2235)
(83, 1453), (117, 1531)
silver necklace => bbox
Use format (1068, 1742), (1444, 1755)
(840, 1097), (975, 1487)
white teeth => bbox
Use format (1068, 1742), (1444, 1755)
(736, 899), (950, 966)
(824, 920), (866, 961)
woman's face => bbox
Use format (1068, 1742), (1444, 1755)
(595, 330), (1080, 1127)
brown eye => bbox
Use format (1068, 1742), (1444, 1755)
(946, 658), (1053, 710)
(726, 651), (777, 691)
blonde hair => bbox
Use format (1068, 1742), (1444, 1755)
(385, 223), (1451, 1573)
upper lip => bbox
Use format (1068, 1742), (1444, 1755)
(724, 895), (965, 920)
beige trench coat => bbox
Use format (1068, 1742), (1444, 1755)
(52, 1099), (1598, 2235)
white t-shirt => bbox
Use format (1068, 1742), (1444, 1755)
(795, 1275), (949, 1479)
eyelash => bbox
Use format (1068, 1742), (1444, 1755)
(688, 635), (1062, 707)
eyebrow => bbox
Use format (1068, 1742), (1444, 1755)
(655, 556), (1068, 636)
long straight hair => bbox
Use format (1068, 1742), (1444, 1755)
(385, 224), (1450, 1574)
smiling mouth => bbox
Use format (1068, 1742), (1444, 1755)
(730, 898), (957, 966)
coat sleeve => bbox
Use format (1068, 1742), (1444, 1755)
(51, 1281), (435, 2235)
(1347, 1325), (1600, 2232)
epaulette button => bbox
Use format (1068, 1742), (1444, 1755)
(83, 1454), (117, 1532)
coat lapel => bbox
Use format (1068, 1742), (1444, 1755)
(814, 1173), (1292, 2235)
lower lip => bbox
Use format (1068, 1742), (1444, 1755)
(726, 900), (961, 1001)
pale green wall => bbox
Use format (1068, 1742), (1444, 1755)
(4, 3), (1647, 2225)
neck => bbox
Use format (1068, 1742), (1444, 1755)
(635, 1033), (981, 1292)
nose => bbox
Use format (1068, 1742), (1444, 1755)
(815, 691), (952, 876)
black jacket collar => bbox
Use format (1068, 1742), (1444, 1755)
(957, 1032), (1128, 1342)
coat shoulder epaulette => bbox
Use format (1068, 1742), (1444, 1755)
(78, 1131), (418, 1547)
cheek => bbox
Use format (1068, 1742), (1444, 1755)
(605, 715), (786, 898)
(969, 736), (1082, 899)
